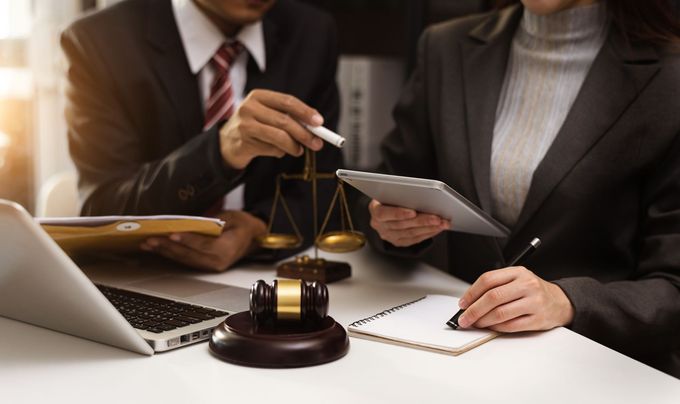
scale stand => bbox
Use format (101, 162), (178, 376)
(256, 149), (364, 283)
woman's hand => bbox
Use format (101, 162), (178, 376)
(456, 266), (574, 332)
(368, 199), (450, 247)
(140, 210), (267, 272)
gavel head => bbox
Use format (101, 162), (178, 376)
(250, 279), (329, 324)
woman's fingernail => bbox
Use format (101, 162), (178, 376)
(459, 298), (467, 309)
(312, 137), (323, 150)
(170, 234), (181, 242)
(458, 315), (470, 328)
(311, 114), (324, 126)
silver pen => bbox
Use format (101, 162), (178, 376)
(303, 124), (346, 148)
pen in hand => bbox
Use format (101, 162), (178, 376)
(446, 237), (542, 330)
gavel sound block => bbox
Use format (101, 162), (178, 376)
(277, 255), (351, 284)
(209, 279), (349, 368)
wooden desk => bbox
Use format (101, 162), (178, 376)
(1, 248), (678, 403)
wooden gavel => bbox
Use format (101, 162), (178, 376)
(250, 279), (328, 324)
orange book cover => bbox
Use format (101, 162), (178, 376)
(37, 215), (224, 256)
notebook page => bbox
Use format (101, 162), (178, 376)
(350, 295), (493, 350)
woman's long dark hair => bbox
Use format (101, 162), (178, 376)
(496, 0), (680, 45)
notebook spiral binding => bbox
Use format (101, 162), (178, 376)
(349, 296), (427, 327)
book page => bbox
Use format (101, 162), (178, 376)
(349, 295), (495, 351)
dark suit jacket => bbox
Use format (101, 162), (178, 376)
(61, 0), (342, 255)
(357, 5), (680, 377)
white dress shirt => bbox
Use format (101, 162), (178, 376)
(172, 0), (267, 212)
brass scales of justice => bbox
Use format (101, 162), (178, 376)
(255, 148), (365, 283)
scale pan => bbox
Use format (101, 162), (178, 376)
(257, 234), (302, 249)
(316, 231), (366, 253)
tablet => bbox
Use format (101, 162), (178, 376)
(336, 169), (509, 238)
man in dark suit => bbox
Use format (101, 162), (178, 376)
(359, 2), (680, 376)
(61, 0), (342, 271)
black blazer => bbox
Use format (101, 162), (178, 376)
(61, 0), (342, 252)
(357, 5), (680, 377)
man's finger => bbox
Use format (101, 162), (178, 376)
(170, 232), (220, 252)
(240, 119), (302, 157)
(251, 103), (322, 151)
(252, 89), (323, 127)
(244, 136), (288, 159)
(151, 238), (224, 272)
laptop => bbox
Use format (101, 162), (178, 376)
(0, 200), (249, 355)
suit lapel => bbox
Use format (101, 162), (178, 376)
(460, 6), (523, 212)
(145, 0), (203, 141)
(510, 27), (661, 237)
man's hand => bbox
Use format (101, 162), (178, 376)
(219, 89), (325, 170)
(368, 199), (450, 247)
(140, 210), (267, 272)
(456, 266), (575, 332)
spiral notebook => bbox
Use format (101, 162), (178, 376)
(348, 295), (499, 356)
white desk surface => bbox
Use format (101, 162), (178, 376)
(1, 247), (679, 404)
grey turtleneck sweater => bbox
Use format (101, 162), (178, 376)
(490, 3), (609, 227)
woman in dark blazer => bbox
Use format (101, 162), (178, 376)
(361, 0), (680, 377)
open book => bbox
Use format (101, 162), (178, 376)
(348, 295), (499, 356)
(37, 215), (225, 256)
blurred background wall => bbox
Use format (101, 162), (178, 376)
(0, 0), (81, 212)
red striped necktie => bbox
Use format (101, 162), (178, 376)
(203, 42), (244, 217)
(203, 41), (244, 131)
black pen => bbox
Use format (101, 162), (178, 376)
(446, 237), (542, 329)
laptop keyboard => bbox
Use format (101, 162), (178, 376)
(97, 285), (228, 334)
